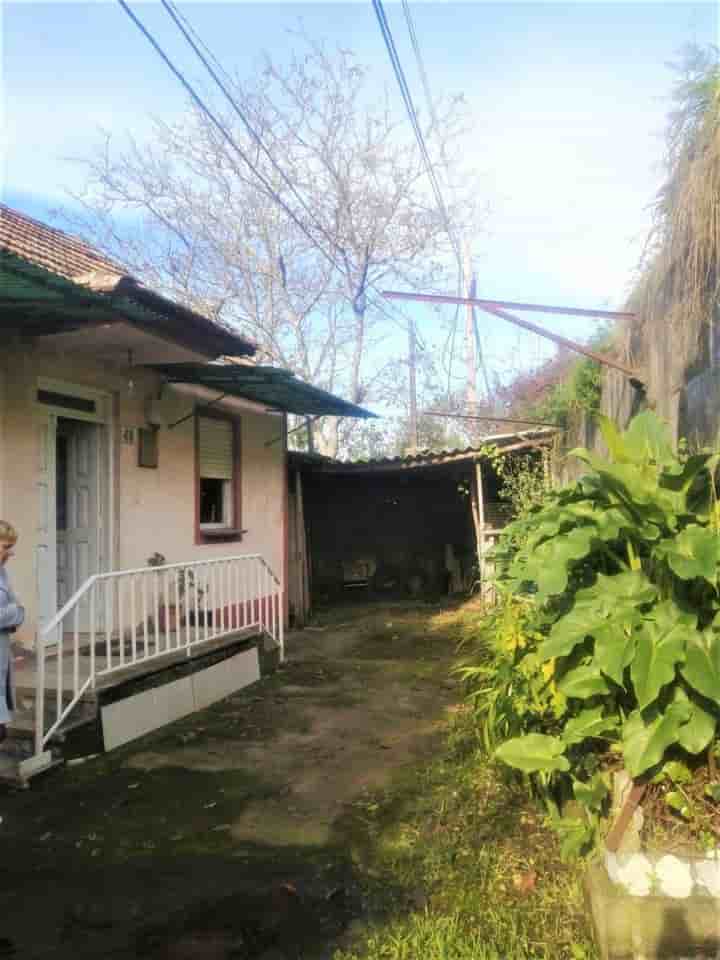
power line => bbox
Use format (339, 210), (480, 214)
(158, 1), (420, 339)
(371, 0), (463, 278)
(390, 0), (467, 414)
(116, 0), (408, 338)
(116, 0), (340, 274)
(161, 0), (343, 263)
(400, 0), (441, 140)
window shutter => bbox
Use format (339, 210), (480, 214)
(198, 418), (234, 480)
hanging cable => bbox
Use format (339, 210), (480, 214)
(371, 0), (463, 279)
(153, 0), (411, 335)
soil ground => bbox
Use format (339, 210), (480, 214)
(0, 601), (464, 960)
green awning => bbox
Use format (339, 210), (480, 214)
(154, 363), (376, 419)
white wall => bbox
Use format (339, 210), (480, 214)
(0, 344), (287, 648)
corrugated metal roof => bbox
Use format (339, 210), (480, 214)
(154, 362), (376, 419)
(288, 427), (557, 472)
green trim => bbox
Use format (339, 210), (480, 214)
(154, 363), (376, 419)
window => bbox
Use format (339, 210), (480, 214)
(196, 415), (241, 541)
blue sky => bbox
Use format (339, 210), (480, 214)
(2, 1), (718, 393)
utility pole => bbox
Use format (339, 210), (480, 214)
(462, 239), (494, 416)
(464, 241), (477, 412)
(408, 315), (419, 451)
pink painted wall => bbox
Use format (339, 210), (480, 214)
(0, 344), (286, 648)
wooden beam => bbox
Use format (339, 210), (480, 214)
(296, 470), (310, 622)
(422, 411), (560, 428)
(469, 470), (483, 588)
(383, 289), (636, 321)
(384, 290), (642, 382)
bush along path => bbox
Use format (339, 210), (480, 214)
(469, 411), (720, 867)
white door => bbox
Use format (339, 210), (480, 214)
(36, 413), (58, 644)
(57, 420), (100, 629)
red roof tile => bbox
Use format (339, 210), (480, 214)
(0, 203), (127, 281)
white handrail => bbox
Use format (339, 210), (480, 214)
(35, 553), (284, 756)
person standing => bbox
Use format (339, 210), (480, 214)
(0, 522), (24, 743)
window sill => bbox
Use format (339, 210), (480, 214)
(197, 527), (247, 543)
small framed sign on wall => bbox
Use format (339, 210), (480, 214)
(138, 427), (159, 469)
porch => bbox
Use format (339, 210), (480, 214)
(2, 553), (284, 785)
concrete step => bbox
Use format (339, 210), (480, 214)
(8, 698), (98, 746)
(0, 739), (62, 787)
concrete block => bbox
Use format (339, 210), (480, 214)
(17, 751), (54, 780)
(101, 649), (260, 750)
(585, 860), (720, 959)
(101, 676), (194, 750)
(163, 676), (195, 725)
(192, 647), (259, 711)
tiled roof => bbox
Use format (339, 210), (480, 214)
(0, 204), (257, 357)
(0, 204), (126, 281)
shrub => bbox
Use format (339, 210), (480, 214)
(464, 411), (720, 857)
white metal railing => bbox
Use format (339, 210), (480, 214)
(35, 554), (283, 755)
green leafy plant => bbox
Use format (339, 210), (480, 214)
(480, 446), (549, 520)
(479, 411), (720, 855)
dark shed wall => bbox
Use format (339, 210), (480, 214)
(302, 467), (477, 599)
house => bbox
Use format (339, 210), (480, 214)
(287, 429), (557, 622)
(0, 203), (372, 781)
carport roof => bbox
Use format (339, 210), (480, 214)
(288, 427), (557, 473)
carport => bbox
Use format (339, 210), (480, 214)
(287, 429), (556, 624)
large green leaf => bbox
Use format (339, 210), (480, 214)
(538, 598), (600, 660)
(586, 571), (657, 609)
(563, 707), (618, 745)
(662, 453), (718, 493)
(598, 414), (629, 462)
(681, 629), (720, 706)
(572, 772), (609, 812)
(622, 700), (692, 777)
(675, 691), (717, 755)
(557, 663), (610, 699)
(537, 572), (655, 663)
(590, 507), (630, 541)
(657, 524), (720, 582)
(622, 411), (674, 465)
(552, 816), (594, 861)
(593, 620), (639, 686)
(630, 602), (693, 710)
(495, 734), (569, 774)
(530, 527), (597, 601)
(571, 449), (675, 526)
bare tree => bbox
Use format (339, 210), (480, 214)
(63, 33), (478, 455)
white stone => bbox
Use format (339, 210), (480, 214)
(616, 852), (654, 897)
(655, 854), (694, 899)
(605, 851), (622, 884)
(695, 858), (720, 897)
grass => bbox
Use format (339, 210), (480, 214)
(2, 601), (599, 959)
(331, 703), (597, 960)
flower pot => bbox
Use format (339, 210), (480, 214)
(187, 609), (213, 628)
(158, 605), (180, 632)
(585, 851), (720, 959)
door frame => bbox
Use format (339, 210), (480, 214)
(35, 379), (115, 641)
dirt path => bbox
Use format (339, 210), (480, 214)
(0, 602), (463, 960)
